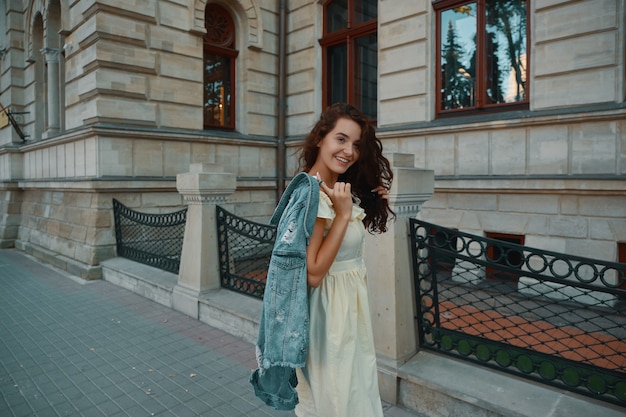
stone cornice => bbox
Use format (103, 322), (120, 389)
(17, 179), (176, 192)
(17, 124), (276, 151)
(435, 176), (626, 195)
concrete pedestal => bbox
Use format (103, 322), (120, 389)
(173, 163), (236, 318)
(364, 153), (434, 404)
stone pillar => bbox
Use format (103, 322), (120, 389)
(364, 153), (434, 404)
(173, 163), (236, 319)
(0, 181), (22, 248)
(40, 47), (61, 137)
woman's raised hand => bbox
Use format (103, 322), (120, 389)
(319, 180), (353, 221)
(372, 185), (389, 200)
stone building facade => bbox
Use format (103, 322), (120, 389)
(0, 0), (625, 279)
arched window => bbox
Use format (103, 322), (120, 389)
(203, 4), (237, 129)
(320, 0), (378, 121)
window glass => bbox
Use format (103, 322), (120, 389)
(354, 0), (377, 24)
(328, 44), (348, 105)
(204, 53), (232, 128)
(322, 0), (377, 120)
(203, 4), (236, 129)
(485, 0), (527, 104)
(354, 33), (378, 120)
(326, 0), (348, 33)
(440, 4), (476, 110)
(436, 0), (528, 115)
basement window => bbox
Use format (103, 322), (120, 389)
(618, 242), (626, 291)
(485, 232), (524, 282)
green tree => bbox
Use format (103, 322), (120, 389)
(441, 20), (473, 109)
(485, 31), (505, 103)
(487, 0), (526, 102)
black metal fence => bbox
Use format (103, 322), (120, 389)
(111, 200), (626, 405)
(216, 205), (276, 298)
(112, 199), (187, 273)
(410, 218), (626, 407)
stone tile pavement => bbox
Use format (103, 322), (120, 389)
(0, 249), (420, 417)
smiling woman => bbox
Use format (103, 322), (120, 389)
(292, 103), (394, 417)
(250, 103), (394, 415)
(309, 117), (361, 187)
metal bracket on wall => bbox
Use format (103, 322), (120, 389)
(0, 102), (29, 142)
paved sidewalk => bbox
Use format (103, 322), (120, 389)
(0, 249), (419, 417)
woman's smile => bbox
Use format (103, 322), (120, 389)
(335, 155), (351, 165)
(311, 117), (361, 183)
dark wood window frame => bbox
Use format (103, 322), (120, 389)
(203, 4), (238, 130)
(433, 0), (530, 118)
(320, 0), (378, 121)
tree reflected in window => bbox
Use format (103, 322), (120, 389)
(204, 4), (237, 129)
(486, 0), (527, 104)
(436, 0), (528, 115)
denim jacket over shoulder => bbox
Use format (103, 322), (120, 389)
(250, 172), (320, 411)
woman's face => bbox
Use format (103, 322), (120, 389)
(315, 117), (361, 178)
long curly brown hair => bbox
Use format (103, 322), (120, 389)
(297, 103), (395, 233)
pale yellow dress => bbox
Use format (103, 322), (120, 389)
(295, 192), (384, 417)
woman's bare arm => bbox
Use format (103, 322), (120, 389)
(306, 181), (352, 287)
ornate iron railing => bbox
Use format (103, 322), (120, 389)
(216, 205), (276, 298)
(410, 218), (626, 407)
(112, 199), (187, 274)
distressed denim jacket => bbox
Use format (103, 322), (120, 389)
(249, 172), (320, 410)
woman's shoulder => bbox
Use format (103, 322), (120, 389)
(317, 191), (334, 220)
